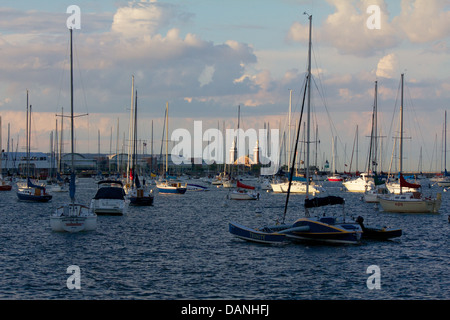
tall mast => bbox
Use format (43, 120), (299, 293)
(400, 74), (404, 177)
(116, 118), (119, 173)
(0, 117), (2, 178)
(26, 90), (29, 179)
(151, 119), (153, 173)
(374, 80), (378, 173)
(288, 89), (292, 170)
(134, 90), (138, 182)
(399, 73), (404, 194)
(445, 110), (447, 173)
(165, 101), (168, 176)
(127, 75), (134, 184)
(70, 29), (74, 177)
(306, 13), (312, 197)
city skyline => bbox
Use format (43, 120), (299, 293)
(0, 0), (449, 173)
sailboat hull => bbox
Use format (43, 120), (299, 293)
(228, 190), (259, 200)
(229, 222), (287, 244)
(156, 181), (187, 194)
(90, 199), (127, 215)
(129, 195), (154, 206)
(51, 204), (97, 232)
(270, 183), (283, 193)
(343, 180), (375, 192)
(0, 185), (12, 191)
(17, 188), (52, 202)
(378, 194), (441, 213)
(285, 218), (362, 244)
(437, 179), (450, 187)
(271, 182), (323, 194)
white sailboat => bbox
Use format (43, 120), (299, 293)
(50, 28), (97, 232)
(327, 136), (343, 182)
(345, 81), (381, 194)
(278, 180), (324, 194)
(156, 102), (187, 194)
(17, 92), (53, 202)
(0, 117), (12, 191)
(379, 74), (441, 213)
(437, 111), (450, 187)
(228, 181), (259, 200)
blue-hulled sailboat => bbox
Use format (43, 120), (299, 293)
(17, 91), (52, 202)
(17, 178), (52, 202)
(229, 14), (362, 245)
(127, 85), (154, 206)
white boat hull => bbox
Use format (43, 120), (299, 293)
(363, 186), (388, 203)
(343, 178), (375, 193)
(90, 199), (127, 215)
(437, 179), (450, 187)
(270, 183), (284, 193)
(378, 193), (441, 213)
(51, 204), (97, 232)
(228, 190), (259, 200)
(222, 180), (235, 188)
(277, 182), (324, 194)
(386, 182), (419, 194)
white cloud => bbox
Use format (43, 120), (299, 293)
(376, 53), (399, 79)
(286, 0), (450, 57)
(287, 0), (400, 57)
(393, 0), (450, 43)
(111, 1), (176, 37)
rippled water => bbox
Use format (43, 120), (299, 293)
(0, 178), (448, 300)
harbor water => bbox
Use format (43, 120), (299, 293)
(0, 178), (448, 300)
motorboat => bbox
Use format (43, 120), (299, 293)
(90, 180), (128, 215)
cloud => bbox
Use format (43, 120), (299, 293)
(111, 1), (177, 37)
(286, 0), (450, 57)
(287, 0), (400, 57)
(393, 0), (450, 43)
(0, 0), (265, 157)
(376, 53), (399, 79)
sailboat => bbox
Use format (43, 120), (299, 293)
(50, 28), (97, 232)
(0, 117), (12, 191)
(229, 14), (362, 245)
(437, 111), (450, 187)
(327, 137), (344, 182)
(228, 180), (259, 200)
(156, 102), (187, 194)
(378, 74), (441, 213)
(344, 81), (380, 193)
(127, 86), (154, 206)
(17, 91), (53, 202)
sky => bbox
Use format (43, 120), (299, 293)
(0, 0), (449, 173)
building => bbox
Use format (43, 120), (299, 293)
(1, 152), (53, 178)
